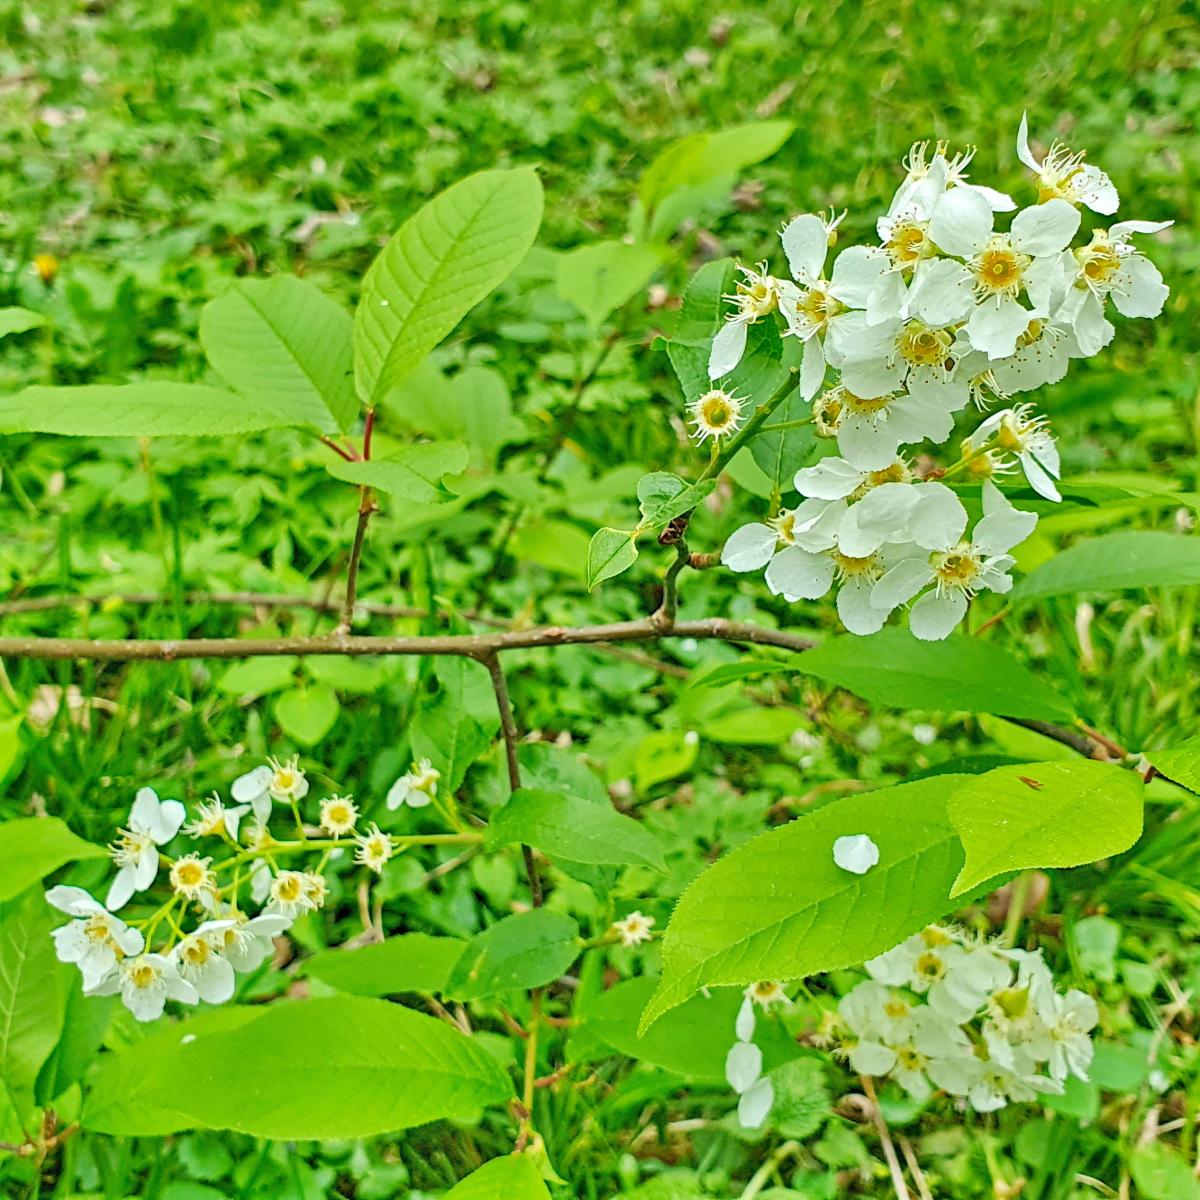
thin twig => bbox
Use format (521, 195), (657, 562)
(318, 435), (357, 462)
(1005, 717), (1109, 760)
(862, 1075), (911, 1200)
(335, 488), (377, 635)
(482, 651), (542, 907)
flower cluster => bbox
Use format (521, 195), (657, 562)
(838, 925), (1098, 1110)
(47, 757), (419, 1022)
(709, 117), (1170, 640)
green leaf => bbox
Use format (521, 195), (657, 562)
(640, 776), (969, 1032)
(327, 441), (469, 503)
(444, 1157), (551, 1200)
(0, 383), (298, 437)
(1146, 735), (1200, 794)
(0, 818), (107, 903)
(83, 996), (511, 1138)
(355, 167), (543, 406)
(639, 121), (793, 217)
(948, 761), (1144, 897)
(216, 656), (300, 699)
(636, 472), (715, 533)
(795, 629), (1075, 722)
(304, 934), (466, 997)
(1012, 531), (1200, 603)
(274, 683), (340, 746)
(700, 707), (805, 745)
(199, 276), (357, 434)
(587, 527), (638, 590)
(583, 977), (797, 1082)
(556, 240), (664, 331)
(0, 307), (47, 339)
(410, 690), (491, 793)
(0, 889), (68, 1139)
(35, 977), (114, 1106)
(634, 730), (698, 792)
(1131, 1144), (1200, 1200)
(486, 788), (665, 869)
(445, 910), (580, 1001)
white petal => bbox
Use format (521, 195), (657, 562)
(1073, 164), (1118, 216)
(794, 457), (864, 500)
(829, 245), (889, 307)
(105, 866), (136, 913)
(765, 547), (835, 601)
(886, 392), (955, 445)
(911, 259), (974, 326)
(909, 589), (969, 640)
(837, 415), (901, 471)
(837, 578), (889, 634)
(1023, 252), (1069, 315)
(195, 959), (236, 1004)
(928, 187), (993, 257)
(837, 484), (920, 557)
(737, 1077), (775, 1129)
(791, 498), (845, 552)
(1015, 113), (1040, 173)
(850, 1039), (898, 1076)
(833, 833), (880, 875)
(872, 560), (933, 612)
(725, 1041), (763, 1092)
(1011, 199), (1080, 257)
(966, 183), (1016, 213)
(1020, 451), (1061, 502)
(721, 523), (778, 573)
(967, 296), (1035, 360)
(908, 483), (968, 551)
(780, 214), (828, 281)
(153, 800), (187, 845)
(130, 787), (163, 833)
(246, 913), (293, 936)
(1058, 289), (1113, 357)
(735, 998), (756, 1043)
(1112, 255), (1168, 319)
(840, 357), (906, 398)
(973, 490), (1038, 555)
(1110, 218), (1173, 238)
(799, 335), (825, 401)
(231, 766), (273, 805)
(224, 804), (250, 841)
(708, 319), (748, 380)
(45, 885), (102, 917)
(865, 271), (909, 327)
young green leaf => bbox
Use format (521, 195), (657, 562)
(0, 818), (107, 903)
(355, 167), (543, 406)
(304, 934), (466, 997)
(0, 307), (47, 339)
(556, 239), (664, 331)
(486, 788), (665, 869)
(443, 1157), (550, 1200)
(199, 277), (357, 434)
(795, 629), (1076, 722)
(1146, 735), (1200, 794)
(634, 729), (698, 792)
(216, 656), (300, 699)
(83, 997), (511, 1138)
(636, 472), (715, 532)
(444, 910), (580, 1001)
(273, 683), (340, 746)
(948, 760), (1145, 897)
(587, 527), (638, 590)
(1012, 530), (1200, 603)
(640, 775), (969, 1033)
(0, 384), (298, 437)
(327, 442), (469, 503)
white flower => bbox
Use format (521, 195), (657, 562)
(612, 911), (655, 947)
(708, 262), (782, 379)
(89, 952), (198, 1022)
(184, 795), (250, 842)
(967, 1042), (1062, 1111)
(833, 833), (879, 875)
(778, 210), (890, 399)
(266, 869), (319, 918)
(1055, 220), (1172, 356)
(908, 194), (1082, 359)
(386, 759), (441, 810)
(828, 312), (967, 405)
(354, 824), (394, 874)
(211, 908), (291, 973)
(839, 980), (917, 1045)
(232, 756), (309, 824)
(688, 387), (745, 443)
(169, 853), (218, 907)
(832, 382), (967, 471)
(171, 921), (238, 1004)
(744, 980), (789, 1009)
(871, 482), (1036, 640)
(46, 885), (144, 990)
(319, 794), (359, 837)
(721, 499), (846, 576)
(987, 318), (1076, 395)
(725, 1040), (763, 1092)
(106, 787), (187, 911)
(1016, 113), (1118, 214)
(969, 404), (1062, 501)
(1045, 989), (1099, 1082)
(865, 1007), (972, 1101)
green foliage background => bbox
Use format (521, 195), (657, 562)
(0, 1), (1198, 1197)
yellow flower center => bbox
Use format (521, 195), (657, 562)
(129, 962), (158, 989)
(182, 938), (212, 967)
(897, 321), (954, 368)
(973, 239), (1028, 295)
(884, 998), (911, 1020)
(867, 462), (910, 487)
(832, 551), (880, 580)
(84, 915), (113, 944)
(843, 389), (893, 417)
(274, 874), (303, 902)
(885, 220), (931, 267)
(914, 951), (946, 981)
(896, 1046), (924, 1071)
(769, 511), (797, 545)
(1074, 234), (1121, 285)
(794, 284), (843, 328)
(932, 546), (982, 592)
(175, 861), (205, 887)
(1016, 318), (1045, 348)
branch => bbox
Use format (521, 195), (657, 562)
(1005, 718), (1113, 761)
(482, 651), (542, 907)
(335, 487), (377, 636)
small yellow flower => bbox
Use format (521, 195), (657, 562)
(612, 911), (655, 947)
(319, 795), (359, 837)
(169, 853), (216, 902)
(744, 980), (789, 1009)
(354, 824), (394, 874)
